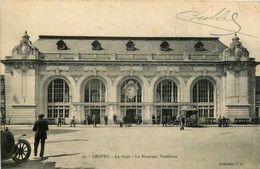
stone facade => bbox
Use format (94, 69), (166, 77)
(2, 32), (259, 124)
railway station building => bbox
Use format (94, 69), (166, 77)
(2, 31), (259, 124)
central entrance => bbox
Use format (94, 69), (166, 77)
(90, 109), (100, 124)
(162, 109), (172, 117)
(84, 105), (106, 124)
(126, 109), (136, 123)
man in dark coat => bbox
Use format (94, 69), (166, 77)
(87, 115), (91, 125)
(222, 116), (226, 127)
(33, 114), (49, 158)
(157, 115), (161, 125)
(104, 115), (108, 125)
(113, 114), (117, 124)
(218, 116), (222, 127)
(152, 114), (155, 125)
(57, 117), (62, 127)
(162, 115), (167, 127)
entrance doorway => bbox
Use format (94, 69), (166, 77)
(162, 109), (172, 118)
(90, 109), (100, 124)
(126, 109), (136, 123)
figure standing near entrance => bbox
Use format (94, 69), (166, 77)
(222, 116), (226, 127)
(218, 116), (222, 127)
(33, 114), (49, 159)
(87, 115), (91, 125)
(162, 115), (167, 127)
(93, 114), (97, 127)
(152, 114), (155, 125)
(157, 115), (161, 125)
(70, 116), (76, 127)
(104, 115), (108, 125)
(113, 114), (117, 124)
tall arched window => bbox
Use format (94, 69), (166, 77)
(156, 80), (178, 103)
(121, 79), (142, 103)
(47, 79), (70, 118)
(85, 79), (106, 103)
(192, 79), (214, 118)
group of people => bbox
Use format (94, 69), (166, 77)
(218, 116), (228, 127)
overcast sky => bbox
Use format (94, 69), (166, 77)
(1, 0), (260, 75)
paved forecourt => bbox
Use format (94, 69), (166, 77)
(2, 125), (260, 169)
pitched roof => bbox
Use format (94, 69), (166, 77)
(33, 35), (227, 55)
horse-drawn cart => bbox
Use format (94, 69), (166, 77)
(180, 108), (199, 127)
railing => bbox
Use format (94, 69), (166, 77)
(41, 53), (222, 61)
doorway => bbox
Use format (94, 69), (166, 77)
(126, 109), (136, 123)
(162, 109), (172, 118)
(90, 109), (100, 124)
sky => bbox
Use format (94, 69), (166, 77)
(0, 0), (260, 75)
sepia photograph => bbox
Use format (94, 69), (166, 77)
(0, 1), (260, 169)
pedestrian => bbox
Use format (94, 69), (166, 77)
(119, 118), (123, 128)
(93, 114), (97, 127)
(87, 115), (91, 125)
(70, 116), (76, 127)
(57, 117), (62, 127)
(138, 115), (142, 124)
(104, 115), (108, 125)
(135, 115), (139, 125)
(152, 114), (155, 125)
(218, 116), (222, 127)
(33, 114), (49, 159)
(166, 114), (171, 127)
(222, 116), (226, 127)
(157, 115), (161, 125)
(162, 115), (167, 127)
(113, 114), (117, 124)
(172, 115), (176, 126)
(180, 116), (185, 130)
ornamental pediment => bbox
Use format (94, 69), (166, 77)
(12, 31), (41, 60)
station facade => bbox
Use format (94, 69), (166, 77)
(2, 32), (259, 124)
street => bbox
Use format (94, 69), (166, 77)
(2, 124), (260, 169)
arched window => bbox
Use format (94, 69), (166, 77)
(156, 80), (178, 103)
(193, 79), (214, 103)
(85, 79), (106, 103)
(47, 79), (70, 118)
(121, 79), (142, 103)
(192, 79), (214, 117)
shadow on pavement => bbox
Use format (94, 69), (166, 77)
(44, 153), (80, 158)
(47, 139), (89, 143)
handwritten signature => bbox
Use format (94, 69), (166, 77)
(175, 6), (257, 38)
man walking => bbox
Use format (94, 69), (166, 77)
(57, 117), (62, 127)
(180, 116), (185, 130)
(33, 114), (49, 159)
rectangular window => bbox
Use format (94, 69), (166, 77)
(65, 106), (70, 118)
(53, 106), (58, 118)
(48, 106), (52, 118)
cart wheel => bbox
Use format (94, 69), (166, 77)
(12, 139), (31, 163)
